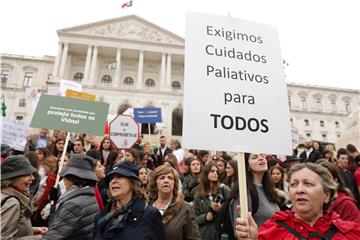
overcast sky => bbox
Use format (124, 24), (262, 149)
(1, 0), (359, 90)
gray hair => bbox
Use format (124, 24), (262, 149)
(288, 163), (338, 208)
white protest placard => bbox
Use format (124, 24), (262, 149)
(109, 115), (139, 149)
(59, 79), (82, 96)
(183, 12), (292, 155)
(1, 117), (31, 151)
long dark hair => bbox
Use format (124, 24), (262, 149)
(269, 165), (285, 191)
(223, 160), (238, 187)
(198, 163), (219, 196)
(244, 153), (280, 204)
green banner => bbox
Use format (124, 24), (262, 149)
(30, 94), (109, 136)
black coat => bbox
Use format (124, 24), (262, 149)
(95, 197), (166, 240)
(299, 149), (321, 163)
(42, 186), (99, 240)
(156, 147), (173, 166)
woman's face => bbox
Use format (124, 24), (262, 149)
(202, 154), (210, 164)
(325, 152), (332, 160)
(225, 164), (234, 177)
(217, 161), (225, 174)
(62, 155), (69, 169)
(109, 175), (133, 201)
(289, 168), (330, 221)
(170, 142), (177, 150)
(36, 150), (45, 161)
(102, 139), (111, 150)
(56, 140), (65, 152)
(156, 173), (174, 195)
(208, 166), (219, 182)
(95, 161), (105, 180)
(143, 144), (151, 153)
(141, 155), (148, 167)
(271, 168), (283, 184)
(248, 154), (268, 173)
(190, 160), (201, 174)
(124, 152), (135, 162)
(313, 142), (320, 150)
(139, 168), (148, 185)
(13, 174), (34, 192)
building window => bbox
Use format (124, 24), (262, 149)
(16, 116), (23, 120)
(145, 79), (155, 88)
(337, 134), (341, 138)
(171, 81), (181, 90)
(315, 97), (322, 111)
(23, 72), (33, 87)
(345, 100), (351, 112)
(288, 95), (291, 107)
(306, 133), (311, 139)
(330, 99), (336, 112)
(47, 74), (52, 82)
(101, 75), (112, 85)
(19, 98), (26, 107)
(1, 69), (10, 85)
(290, 118), (293, 123)
(123, 76), (134, 86)
(335, 121), (340, 128)
(301, 96), (307, 110)
(304, 119), (309, 126)
(322, 134), (327, 142)
(73, 72), (84, 82)
(320, 120), (325, 127)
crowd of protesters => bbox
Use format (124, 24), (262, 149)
(1, 128), (360, 239)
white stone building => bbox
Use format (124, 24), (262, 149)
(1, 15), (359, 147)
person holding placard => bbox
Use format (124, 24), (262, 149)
(193, 163), (230, 240)
(235, 163), (360, 240)
(42, 155), (99, 239)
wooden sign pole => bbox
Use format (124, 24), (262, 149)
(55, 132), (70, 186)
(237, 152), (249, 221)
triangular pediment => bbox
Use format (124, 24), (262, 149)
(58, 15), (184, 45)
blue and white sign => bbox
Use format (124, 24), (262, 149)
(134, 108), (162, 123)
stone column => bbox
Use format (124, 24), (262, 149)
(52, 42), (63, 80)
(89, 46), (98, 84)
(114, 48), (122, 87)
(83, 45), (93, 83)
(58, 43), (68, 79)
(160, 53), (166, 89)
(166, 53), (172, 88)
(137, 51), (144, 89)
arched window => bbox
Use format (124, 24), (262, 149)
(171, 81), (181, 90)
(335, 121), (340, 128)
(123, 76), (134, 86)
(73, 72), (83, 82)
(101, 75), (112, 85)
(145, 79), (155, 88)
(19, 98), (26, 107)
(172, 108), (183, 136)
(320, 120), (325, 127)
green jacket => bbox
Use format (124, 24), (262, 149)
(193, 184), (230, 240)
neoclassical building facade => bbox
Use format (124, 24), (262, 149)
(1, 15), (359, 147)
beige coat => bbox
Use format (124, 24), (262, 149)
(0, 187), (40, 240)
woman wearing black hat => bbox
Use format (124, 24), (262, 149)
(94, 160), (166, 239)
(1, 155), (48, 239)
(41, 154), (99, 240)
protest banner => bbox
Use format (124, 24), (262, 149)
(59, 79), (82, 96)
(30, 94), (108, 136)
(66, 89), (96, 101)
(134, 107), (162, 144)
(1, 117), (30, 151)
(109, 114), (139, 149)
(183, 12), (292, 220)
